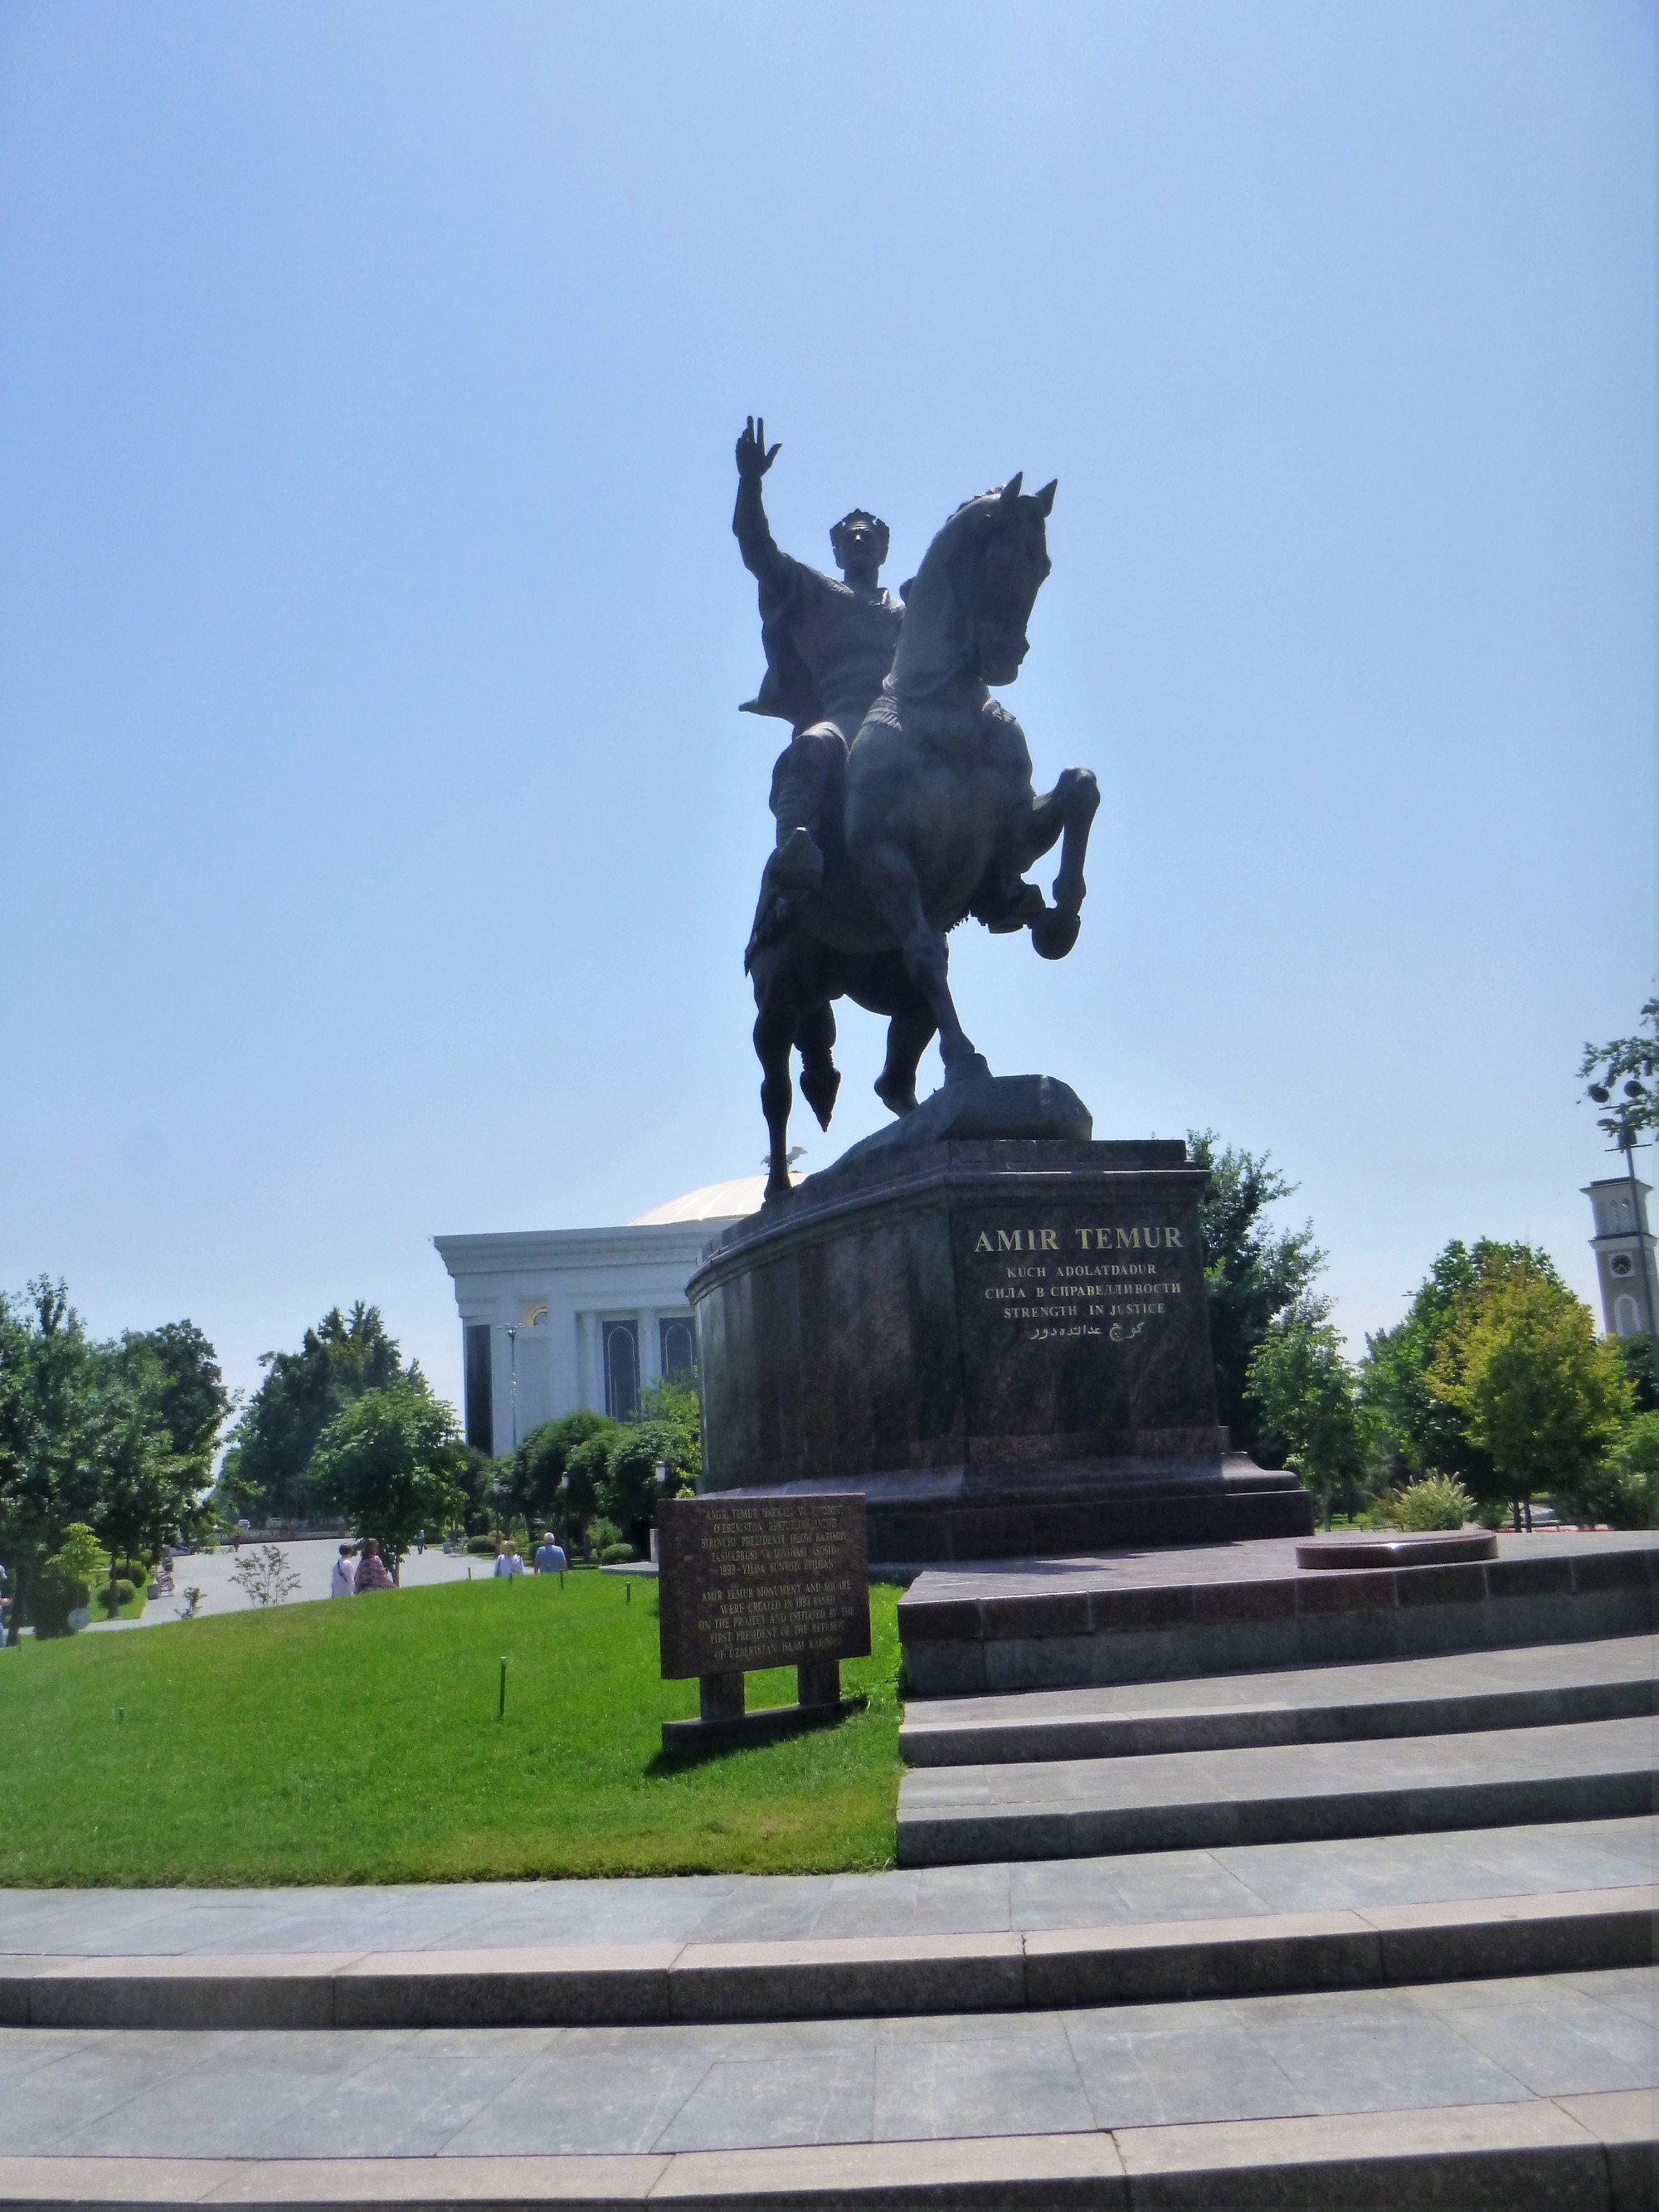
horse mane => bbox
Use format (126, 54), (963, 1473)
(885, 487), (1009, 702)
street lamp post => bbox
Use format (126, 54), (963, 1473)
(504, 1325), (519, 1456)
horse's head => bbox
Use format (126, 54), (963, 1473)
(890, 474), (1057, 699)
(954, 474), (1055, 685)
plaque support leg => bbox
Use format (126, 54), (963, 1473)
(797, 1657), (840, 1708)
(698, 1672), (745, 1724)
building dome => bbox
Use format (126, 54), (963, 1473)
(629, 1175), (779, 1225)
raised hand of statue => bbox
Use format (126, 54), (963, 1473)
(736, 416), (781, 480)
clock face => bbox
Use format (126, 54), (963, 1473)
(1611, 1253), (1635, 1278)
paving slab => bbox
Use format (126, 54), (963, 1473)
(901, 1632), (1657, 1764)
(0, 1969), (1647, 2165)
(897, 1713), (1658, 1864)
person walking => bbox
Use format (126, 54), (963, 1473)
(533, 1532), (567, 1574)
(492, 1543), (524, 1578)
(330, 1544), (358, 1598)
(353, 1540), (394, 1592)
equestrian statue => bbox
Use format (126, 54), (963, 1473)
(733, 418), (1100, 1202)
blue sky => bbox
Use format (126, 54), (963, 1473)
(2, 0), (1653, 1416)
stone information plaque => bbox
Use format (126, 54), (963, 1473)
(658, 1493), (870, 1681)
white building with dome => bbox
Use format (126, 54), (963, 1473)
(431, 1177), (775, 1456)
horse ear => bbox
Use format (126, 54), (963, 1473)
(1033, 478), (1057, 516)
(999, 472), (1024, 504)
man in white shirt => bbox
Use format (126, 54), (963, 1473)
(330, 1545), (357, 1597)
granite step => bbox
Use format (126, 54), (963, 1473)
(899, 1633), (1657, 1766)
(0, 1970), (1650, 2205)
(897, 1529), (1659, 1696)
(2, 1884), (1648, 2029)
(2, 2096), (1652, 2212)
(896, 1713), (1658, 1865)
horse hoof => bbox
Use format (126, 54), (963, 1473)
(800, 1065), (841, 1130)
(945, 1054), (992, 1087)
(1032, 909), (1080, 960)
(874, 1079), (917, 1117)
(762, 1175), (795, 1205)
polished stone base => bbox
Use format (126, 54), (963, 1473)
(688, 1111), (1313, 1564)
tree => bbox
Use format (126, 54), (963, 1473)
(1186, 1132), (1325, 1461)
(308, 1381), (466, 1576)
(221, 1303), (415, 1523)
(0, 1281), (102, 1644)
(105, 1321), (233, 1491)
(599, 1379), (703, 1542)
(501, 1411), (618, 1536)
(1360, 1240), (1561, 1499)
(1428, 1255), (1631, 1514)
(1557, 1410), (1659, 1529)
(1245, 1299), (1368, 1527)
(1580, 995), (1659, 1142)
(90, 1398), (194, 1594)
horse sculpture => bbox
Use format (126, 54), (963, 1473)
(746, 474), (1099, 1201)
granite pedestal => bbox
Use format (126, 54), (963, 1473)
(688, 1107), (1311, 1566)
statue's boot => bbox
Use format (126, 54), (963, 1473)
(766, 826), (826, 897)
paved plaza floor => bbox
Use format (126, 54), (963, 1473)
(0, 1968), (1650, 2157)
(85, 1537), (488, 1629)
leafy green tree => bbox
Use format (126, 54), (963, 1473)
(1246, 1298), (1369, 1527)
(221, 1303), (415, 1524)
(562, 1430), (614, 1537)
(308, 1381), (466, 1577)
(598, 1379), (703, 1540)
(1360, 1240), (1561, 1499)
(503, 1411), (618, 1536)
(90, 1398), (195, 1593)
(1428, 1255), (1631, 1515)
(105, 1321), (233, 1492)
(1580, 995), (1659, 1141)
(1554, 1410), (1659, 1529)
(1612, 1334), (1657, 1415)
(1186, 1132), (1325, 1461)
(0, 1281), (103, 1644)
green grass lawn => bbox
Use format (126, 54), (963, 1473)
(0, 1573), (903, 1885)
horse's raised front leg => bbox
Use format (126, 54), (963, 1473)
(1031, 767), (1099, 961)
(753, 986), (799, 1201)
(857, 843), (988, 1084)
(874, 1005), (937, 1116)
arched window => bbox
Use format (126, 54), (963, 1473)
(659, 1317), (695, 1380)
(604, 1321), (639, 1420)
(1615, 1294), (1641, 1338)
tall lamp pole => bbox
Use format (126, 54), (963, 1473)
(504, 1325), (519, 1455)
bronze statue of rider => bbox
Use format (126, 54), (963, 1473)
(733, 417), (903, 897)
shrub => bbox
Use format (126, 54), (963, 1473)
(599, 1542), (635, 1564)
(586, 1518), (623, 1557)
(29, 1568), (90, 1639)
(1383, 1474), (1474, 1531)
(100, 1580), (138, 1611)
(465, 1536), (499, 1556)
(1567, 1411), (1659, 1529)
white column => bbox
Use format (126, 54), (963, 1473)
(640, 1308), (661, 1388)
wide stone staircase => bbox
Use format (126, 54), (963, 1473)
(0, 1528), (1652, 2209)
